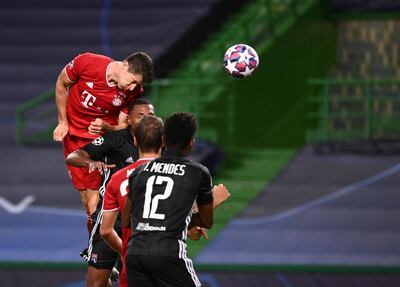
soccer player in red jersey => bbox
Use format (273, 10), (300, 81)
(101, 116), (164, 287)
(53, 52), (154, 232)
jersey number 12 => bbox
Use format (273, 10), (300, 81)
(143, 175), (174, 220)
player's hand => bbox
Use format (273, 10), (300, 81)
(88, 161), (116, 175)
(88, 118), (104, 134)
(188, 226), (209, 241)
(212, 184), (230, 208)
(53, 122), (69, 141)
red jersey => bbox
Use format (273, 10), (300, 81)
(103, 157), (153, 287)
(65, 53), (143, 139)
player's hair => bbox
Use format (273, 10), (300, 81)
(135, 116), (163, 153)
(164, 112), (197, 150)
(128, 98), (153, 114)
(125, 52), (154, 84)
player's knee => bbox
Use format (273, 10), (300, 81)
(86, 190), (100, 214)
(87, 199), (99, 214)
(79, 192), (90, 213)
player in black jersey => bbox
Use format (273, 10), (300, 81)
(124, 112), (226, 287)
(66, 98), (154, 287)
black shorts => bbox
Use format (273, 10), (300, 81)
(88, 239), (119, 270)
(125, 255), (201, 287)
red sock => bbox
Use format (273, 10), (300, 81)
(87, 213), (93, 235)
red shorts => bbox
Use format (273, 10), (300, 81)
(63, 133), (101, 191)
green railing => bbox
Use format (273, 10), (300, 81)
(15, 89), (56, 145)
(307, 78), (400, 144)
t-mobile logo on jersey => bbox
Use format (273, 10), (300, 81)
(81, 90), (97, 108)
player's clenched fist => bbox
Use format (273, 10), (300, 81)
(88, 118), (104, 134)
(53, 122), (69, 141)
(212, 184), (230, 208)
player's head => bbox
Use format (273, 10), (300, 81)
(164, 112), (197, 155)
(134, 115), (164, 154)
(118, 52), (154, 90)
(128, 98), (155, 131)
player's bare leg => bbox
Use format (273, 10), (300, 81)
(86, 266), (112, 287)
(80, 189), (100, 233)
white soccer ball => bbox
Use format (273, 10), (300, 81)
(223, 44), (259, 78)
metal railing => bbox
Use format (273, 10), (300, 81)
(307, 78), (400, 145)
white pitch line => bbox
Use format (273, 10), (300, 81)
(27, 206), (85, 217)
(0, 195), (35, 214)
(233, 162), (400, 226)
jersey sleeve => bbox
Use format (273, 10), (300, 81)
(64, 53), (91, 82)
(81, 132), (115, 161)
(103, 176), (119, 212)
(196, 166), (213, 205)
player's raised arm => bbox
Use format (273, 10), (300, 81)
(53, 68), (73, 141)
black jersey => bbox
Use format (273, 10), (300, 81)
(82, 128), (139, 254)
(82, 128), (139, 195)
(127, 149), (213, 257)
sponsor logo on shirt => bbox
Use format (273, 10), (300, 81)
(92, 137), (104, 146)
(126, 157), (134, 163)
(136, 222), (166, 232)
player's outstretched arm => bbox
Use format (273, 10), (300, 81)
(53, 68), (73, 142)
(100, 211), (122, 255)
(65, 149), (91, 167)
(66, 149), (115, 174)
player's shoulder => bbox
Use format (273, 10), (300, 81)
(120, 158), (150, 178)
(182, 158), (211, 176)
(73, 52), (113, 70)
(78, 52), (112, 61)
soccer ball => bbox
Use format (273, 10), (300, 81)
(223, 44), (259, 78)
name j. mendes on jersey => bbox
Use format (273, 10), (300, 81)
(143, 162), (186, 176)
